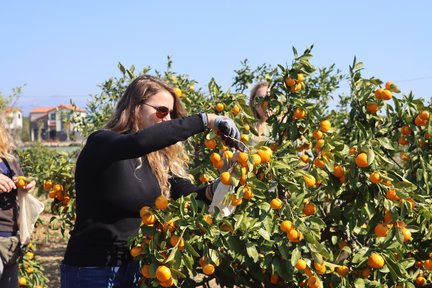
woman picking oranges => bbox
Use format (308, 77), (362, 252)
(0, 120), (36, 287)
(61, 75), (242, 287)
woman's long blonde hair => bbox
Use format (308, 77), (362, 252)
(0, 118), (14, 160)
(104, 75), (189, 199)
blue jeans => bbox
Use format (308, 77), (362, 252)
(0, 232), (18, 288)
(60, 262), (140, 288)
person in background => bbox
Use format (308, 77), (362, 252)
(0, 122), (36, 287)
(61, 75), (242, 288)
(249, 81), (313, 166)
(249, 81), (272, 144)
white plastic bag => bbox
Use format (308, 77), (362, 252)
(209, 182), (236, 217)
(18, 190), (45, 245)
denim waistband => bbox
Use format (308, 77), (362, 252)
(0, 231), (15, 237)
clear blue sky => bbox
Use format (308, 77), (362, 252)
(1, 0), (432, 115)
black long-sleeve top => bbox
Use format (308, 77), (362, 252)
(63, 115), (209, 266)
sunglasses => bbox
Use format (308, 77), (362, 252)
(142, 102), (174, 119)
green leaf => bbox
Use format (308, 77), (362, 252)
(354, 278), (366, 288)
(246, 243), (259, 262)
(258, 228), (271, 241)
(289, 248), (301, 268)
(367, 149), (375, 166)
(185, 241), (200, 257)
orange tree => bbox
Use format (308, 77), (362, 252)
(127, 47), (432, 287)
(18, 242), (49, 288)
(17, 143), (78, 237)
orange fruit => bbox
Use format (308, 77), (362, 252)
(173, 87), (182, 97)
(139, 206), (151, 218)
(142, 212), (156, 225)
(53, 183), (63, 193)
(155, 195), (169, 210)
(237, 152), (249, 166)
(243, 124), (250, 131)
(290, 83), (302, 93)
(375, 88), (384, 99)
(232, 104), (241, 116)
(320, 119), (331, 132)
(242, 186), (254, 200)
(205, 139), (217, 150)
(424, 259), (432, 271)
(415, 261), (423, 268)
(383, 211), (393, 224)
(213, 159), (225, 169)
(385, 81), (393, 90)
(141, 265), (151, 278)
(203, 214), (213, 225)
(355, 153), (369, 167)
(336, 265), (349, 277)
(230, 196), (243, 206)
(367, 102), (380, 113)
(210, 152), (221, 163)
(312, 129), (323, 139)
(257, 146), (272, 164)
(251, 153), (262, 166)
(315, 139), (325, 150)
(48, 190), (57, 199)
(43, 179), (53, 190)
(199, 174), (209, 183)
(220, 172), (231, 185)
(400, 125), (412, 135)
(374, 223), (389, 237)
(222, 150), (234, 159)
(287, 228), (302, 242)
(215, 103), (224, 112)
(313, 157), (325, 168)
(370, 172), (381, 184)
(300, 154), (309, 163)
(419, 110), (430, 120)
(156, 265), (172, 282)
(295, 259), (307, 270)
(386, 189), (400, 201)
(297, 73), (304, 83)
(304, 175), (316, 187)
(333, 164), (344, 178)
(18, 277), (27, 286)
(313, 261), (325, 271)
(307, 276), (320, 288)
(303, 202), (317, 216)
(285, 77), (296, 87)
(16, 176), (27, 188)
(270, 198), (283, 210)
(260, 100), (269, 109)
(169, 235), (185, 249)
(130, 246), (143, 257)
(293, 108), (306, 119)
(398, 136), (409, 145)
(381, 89), (392, 100)
(240, 134), (249, 143)
(280, 220), (293, 232)
(415, 115), (428, 126)
(160, 277), (174, 287)
(199, 256), (207, 267)
(416, 276), (426, 286)
(367, 253), (384, 269)
(203, 263), (215, 275)
(270, 274), (278, 284)
(401, 227), (411, 242)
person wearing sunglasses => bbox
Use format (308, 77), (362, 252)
(61, 75), (243, 288)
